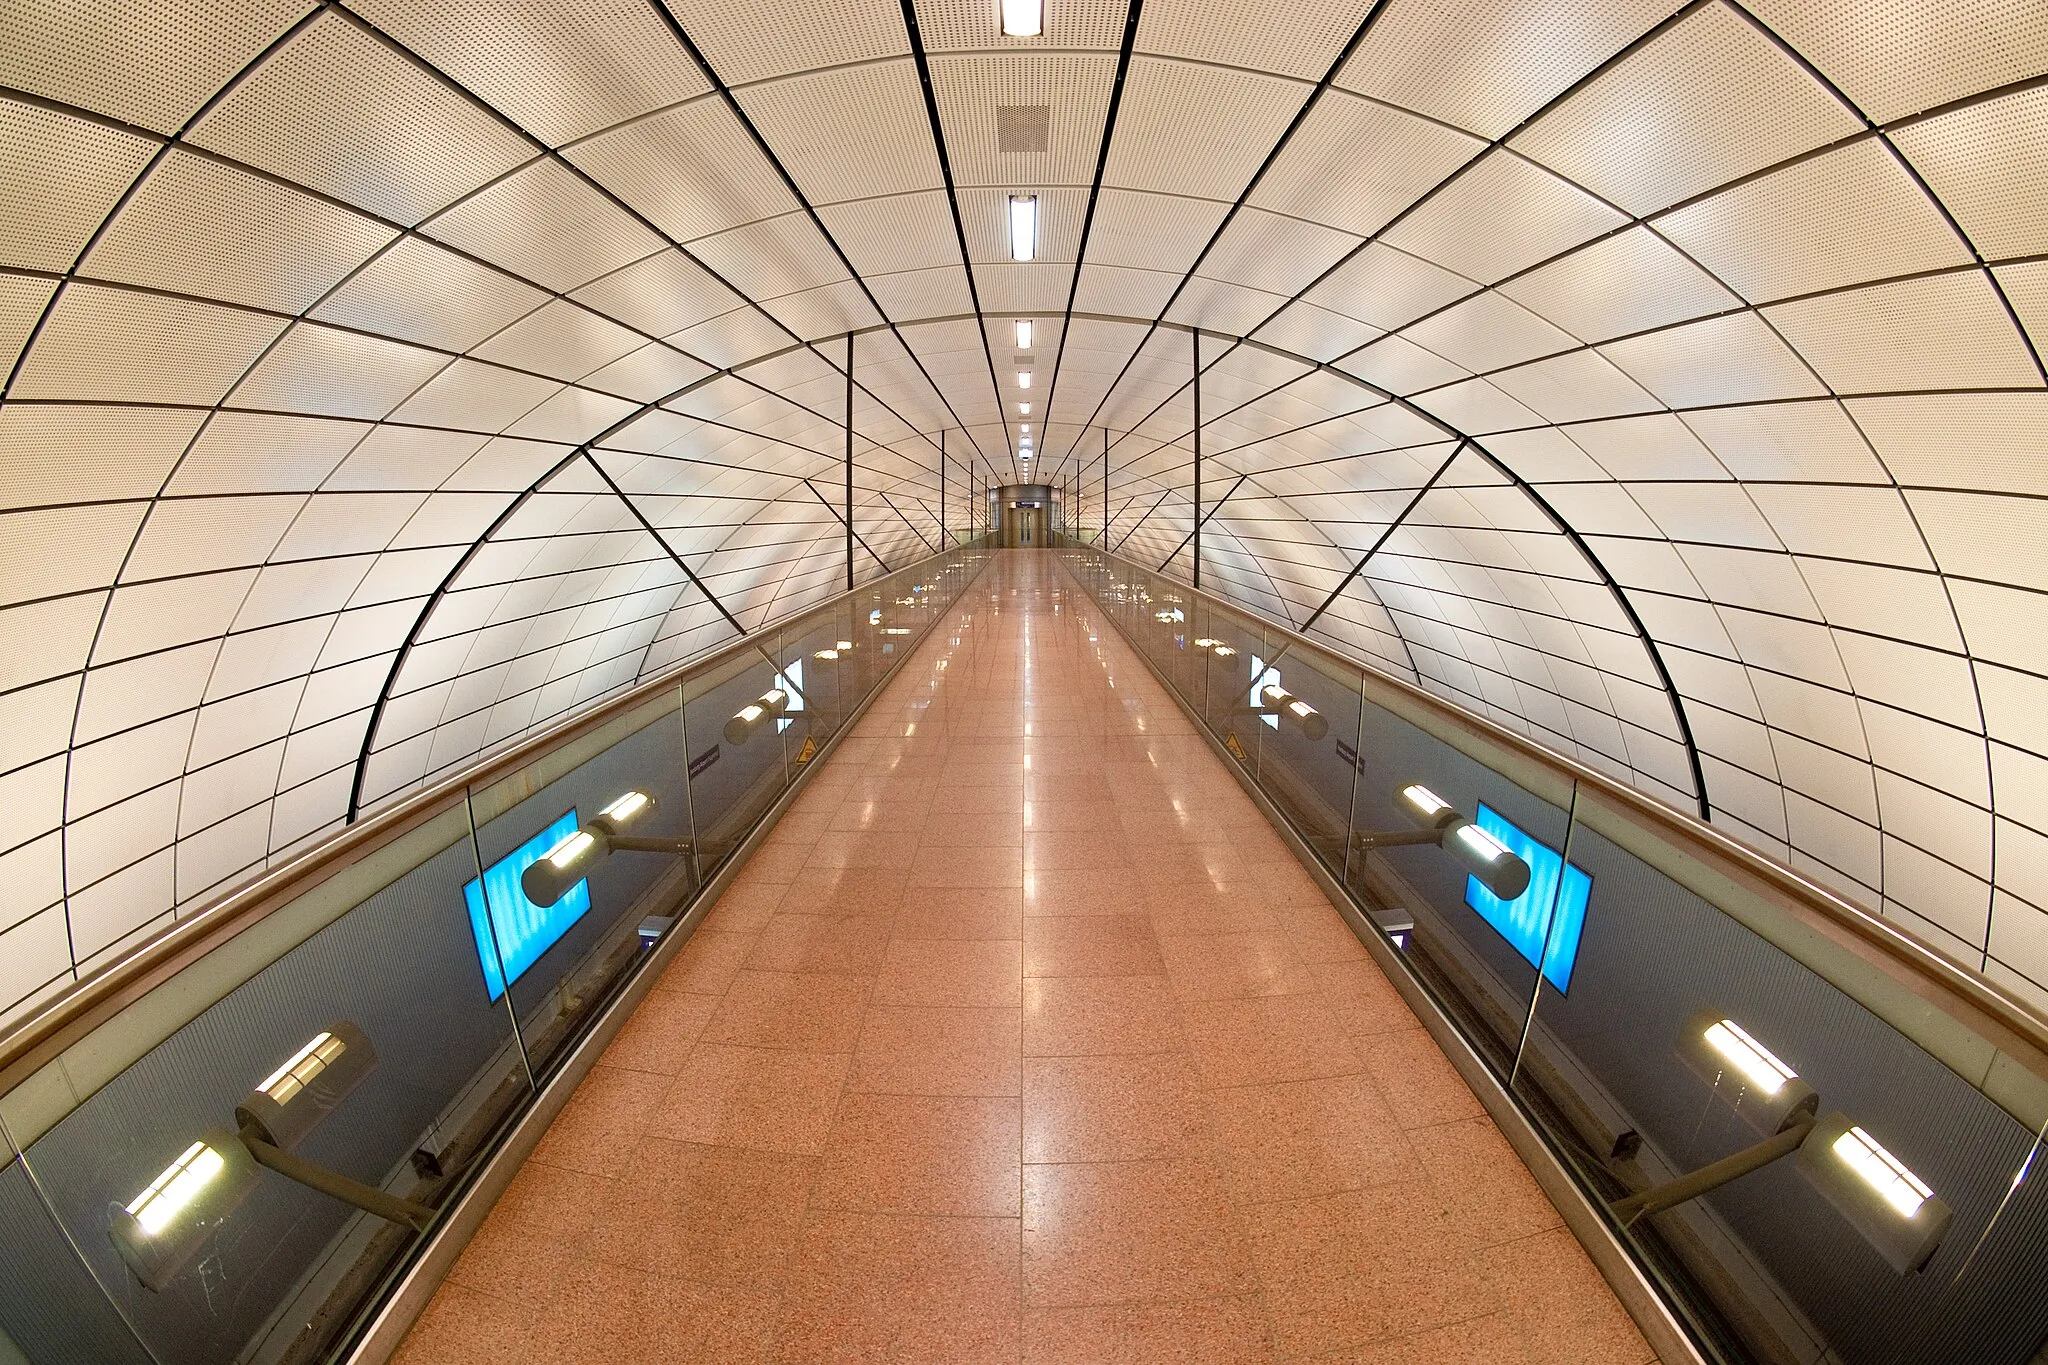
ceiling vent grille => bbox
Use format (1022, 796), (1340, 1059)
(996, 104), (1051, 154)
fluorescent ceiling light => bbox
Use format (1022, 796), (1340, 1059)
(1017, 371), (1032, 388)
(1019, 402), (1030, 414)
(1016, 319), (1032, 347)
(1021, 424), (1030, 432)
(1009, 195), (1037, 260)
(1702, 1019), (1797, 1096)
(1001, 0), (1042, 37)
(1832, 1126), (1934, 1218)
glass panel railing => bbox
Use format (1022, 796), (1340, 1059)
(0, 546), (989, 1365)
(1058, 543), (2048, 1365)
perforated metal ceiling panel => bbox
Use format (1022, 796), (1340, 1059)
(5, 0), (2048, 1025)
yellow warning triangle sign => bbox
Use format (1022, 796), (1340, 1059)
(1223, 732), (1247, 763)
(795, 736), (818, 764)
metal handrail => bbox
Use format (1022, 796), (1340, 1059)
(1069, 542), (2048, 1096)
(0, 543), (987, 1095)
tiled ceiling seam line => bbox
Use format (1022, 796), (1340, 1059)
(1039, 47), (2048, 890)
(1072, 317), (1711, 816)
(1153, 474), (1318, 637)
(800, 477), (898, 573)
(0, 74), (959, 845)
(385, 407), (956, 801)
(0, 82), (945, 497)
(1054, 2), (1734, 467)
(1050, 0), (1405, 456)
(1148, 24), (2048, 916)
(638, 0), (1012, 479)
(343, 339), (926, 822)
(1015, 12), (1726, 811)
(363, 470), (909, 812)
(1154, 470), (1246, 571)
(1054, 340), (1435, 692)
(892, 0), (1022, 478)
(6, 3), (341, 982)
(319, 2), (964, 497)
(1022, 0), (1144, 479)
(879, 491), (940, 555)
(1046, 5), (1990, 821)
(1719, 0), (2032, 970)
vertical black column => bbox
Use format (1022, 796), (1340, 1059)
(1103, 426), (1109, 542)
(939, 428), (946, 551)
(1191, 330), (1202, 590)
(844, 332), (854, 590)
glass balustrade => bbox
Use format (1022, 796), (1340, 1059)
(1059, 543), (2048, 1365)
(0, 545), (990, 1365)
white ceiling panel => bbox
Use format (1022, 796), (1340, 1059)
(11, 0), (2048, 1010)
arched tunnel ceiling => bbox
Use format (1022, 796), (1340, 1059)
(3, 0), (2047, 1021)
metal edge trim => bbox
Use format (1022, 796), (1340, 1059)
(341, 552), (993, 1364)
(1063, 554), (1708, 1365)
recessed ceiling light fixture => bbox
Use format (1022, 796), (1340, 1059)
(1019, 402), (1030, 415)
(1001, 0), (1042, 37)
(1015, 319), (1032, 347)
(1017, 371), (1032, 389)
(1008, 195), (1037, 261)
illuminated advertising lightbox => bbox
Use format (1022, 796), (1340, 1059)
(464, 810), (590, 1001)
(1462, 802), (1591, 993)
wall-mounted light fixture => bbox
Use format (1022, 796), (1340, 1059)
(1611, 1012), (1952, 1273)
(1674, 1009), (1817, 1136)
(1253, 679), (1329, 741)
(236, 1022), (377, 1150)
(109, 1131), (260, 1290)
(110, 1019), (443, 1291)
(1353, 783), (1532, 901)
(520, 791), (689, 908)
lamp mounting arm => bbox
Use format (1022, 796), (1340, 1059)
(1609, 1111), (1817, 1228)
(238, 1122), (435, 1232)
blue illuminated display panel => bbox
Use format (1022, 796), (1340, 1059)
(464, 810), (591, 1001)
(1462, 802), (1591, 993)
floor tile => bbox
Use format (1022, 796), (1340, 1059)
(1180, 994), (1362, 1089)
(876, 936), (1023, 1007)
(704, 970), (872, 1052)
(773, 1211), (1020, 1365)
(654, 1043), (851, 1154)
(1022, 1295), (1275, 1364)
(812, 1092), (1022, 1217)
(587, 1139), (813, 1288)
(1357, 1026), (1487, 1129)
(1023, 1051), (1210, 1163)
(1023, 1157), (1257, 1307)
(1023, 975), (1187, 1056)
(1024, 915), (1165, 977)
(851, 1004), (1021, 1096)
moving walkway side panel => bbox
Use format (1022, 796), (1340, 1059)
(1060, 545), (2048, 1365)
(0, 549), (990, 1365)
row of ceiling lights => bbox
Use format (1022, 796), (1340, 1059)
(1003, 0), (1042, 472)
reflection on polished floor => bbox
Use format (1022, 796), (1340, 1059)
(399, 552), (1650, 1364)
